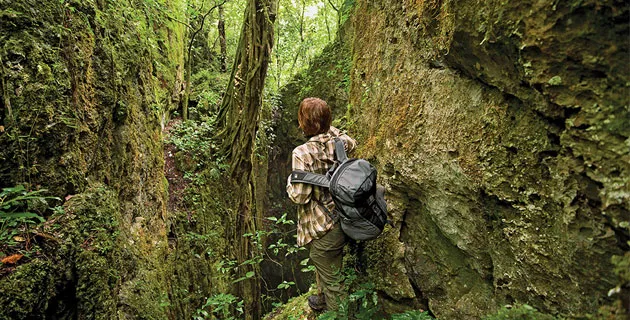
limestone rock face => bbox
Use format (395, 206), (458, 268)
(347, 0), (628, 318)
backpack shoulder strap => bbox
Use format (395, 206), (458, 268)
(290, 170), (330, 188)
(334, 138), (348, 163)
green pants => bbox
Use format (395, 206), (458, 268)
(309, 223), (348, 310)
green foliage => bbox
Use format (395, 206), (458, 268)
(306, 266), (434, 320)
(190, 69), (231, 119)
(264, 213), (306, 259)
(483, 304), (558, 320)
(194, 293), (244, 320)
(254, 93), (280, 160)
(200, 212), (306, 315)
(166, 117), (230, 187)
(345, 282), (379, 319)
(316, 269), (434, 320)
(168, 118), (218, 163)
(277, 280), (296, 290)
(184, 231), (220, 258)
(0, 185), (58, 248)
(390, 310), (434, 320)
(300, 257), (316, 273)
(198, 0), (246, 69)
(268, 0), (344, 92)
(339, 0), (355, 25)
(317, 269), (380, 320)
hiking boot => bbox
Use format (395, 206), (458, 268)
(307, 294), (326, 311)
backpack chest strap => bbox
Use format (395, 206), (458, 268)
(290, 170), (330, 188)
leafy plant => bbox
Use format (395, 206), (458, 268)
(0, 185), (58, 247)
(277, 281), (296, 290)
(166, 117), (230, 187)
(300, 257), (316, 273)
(266, 213), (294, 226)
(167, 118), (219, 167)
(317, 269), (379, 320)
(391, 310), (434, 320)
(314, 267), (436, 320)
(194, 293), (244, 320)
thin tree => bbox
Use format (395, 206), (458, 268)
(288, 0), (306, 76)
(215, 0), (277, 318)
(218, 5), (227, 72)
(166, 0), (227, 120)
(327, 0), (341, 28)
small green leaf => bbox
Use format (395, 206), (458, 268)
(548, 75), (562, 86)
(232, 277), (247, 283)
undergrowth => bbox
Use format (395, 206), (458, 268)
(0, 185), (59, 259)
(316, 268), (433, 320)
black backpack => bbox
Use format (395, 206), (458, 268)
(290, 138), (390, 241)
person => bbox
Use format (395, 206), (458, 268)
(286, 97), (356, 311)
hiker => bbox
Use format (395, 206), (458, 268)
(286, 97), (356, 311)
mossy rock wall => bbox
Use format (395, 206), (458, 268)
(274, 0), (628, 318)
(0, 0), (190, 318)
(165, 171), (236, 318)
(346, 0), (629, 318)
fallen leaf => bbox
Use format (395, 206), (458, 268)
(1, 254), (23, 265)
(13, 236), (26, 242)
(65, 194), (74, 201)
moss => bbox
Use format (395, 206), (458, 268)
(547, 76), (562, 86)
(263, 288), (318, 320)
(163, 159), (236, 317)
(0, 260), (63, 319)
(346, 0), (628, 318)
(362, 227), (416, 304)
(484, 304), (558, 320)
(594, 251), (630, 317)
(56, 185), (120, 317)
(0, 0), (187, 317)
(75, 251), (117, 317)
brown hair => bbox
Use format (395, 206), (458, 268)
(298, 97), (332, 137)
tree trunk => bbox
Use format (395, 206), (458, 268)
(327, 0), (341, 32)
(0, 54), (12, 125)
(218, 5), (227, 72)
(182, 3), (220, 121)
(275, 28), (281, 89)
(299, 0), (305, 42)
(324, 6), (331, 42)
(289, 0), (306, 76)
(183, 49), (192, 121)
(216, 0), (276, 318)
